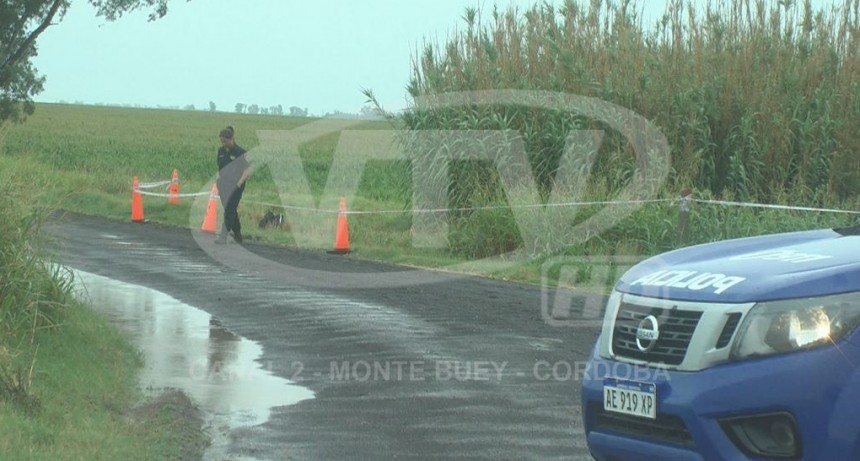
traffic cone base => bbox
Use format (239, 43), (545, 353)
(201, 184), (219, 234)
(131, 176), (145, 223)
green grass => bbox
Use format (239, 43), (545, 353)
(394, 0), (860, 267)
(0, 1), (858, 455)
(1, 0), (858, 287)
(1, 103), (479, 264)
(407, 0), (860, 200)
(0, 161), (207, 460)
(4, 100), (860, 286)
(0, 305), (207, 461)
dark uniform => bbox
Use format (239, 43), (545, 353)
(216, 143), (250, 241)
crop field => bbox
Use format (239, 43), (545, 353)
(4, 0), (860, 284)
(3, 1), (856, 458)
(1, 102), (858, 287)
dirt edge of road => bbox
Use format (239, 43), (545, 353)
(127, 388), (211, 460)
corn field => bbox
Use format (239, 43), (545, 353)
(405, 0), (860, 203)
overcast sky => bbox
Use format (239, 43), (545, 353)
(32, 0), (839, 116)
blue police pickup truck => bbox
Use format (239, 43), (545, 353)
(581, 225), (860, 460)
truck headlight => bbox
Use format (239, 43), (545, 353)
(731, 292), (860, 360)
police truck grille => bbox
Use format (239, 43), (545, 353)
(612, 302), (703, 365)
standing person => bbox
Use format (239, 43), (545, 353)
(215, 126), (252, 244)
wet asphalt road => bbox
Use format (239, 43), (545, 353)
(47, 212), (602, 460)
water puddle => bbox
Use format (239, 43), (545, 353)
(71, 269), (314, 460)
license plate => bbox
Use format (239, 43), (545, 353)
(603, 378), (657, 419)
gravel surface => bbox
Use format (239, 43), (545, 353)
(48, 211), (602, 461)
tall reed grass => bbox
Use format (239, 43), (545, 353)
(0, 162), (73, 411)
(402, 0), (859, 255)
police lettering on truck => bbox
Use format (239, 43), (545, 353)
(629, 271), (746, 295)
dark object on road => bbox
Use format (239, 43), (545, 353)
(258, 211), (285, 229)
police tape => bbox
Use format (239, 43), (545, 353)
(138, 190), (210, 198)
(245, 200), (341, 214)
(243, 198), (674, 215)
(134, 175), (208, 198)
(691, 198), (860, 215)
(137, 180), (172, 189)
(133, 175), (859, 218)
(242, 195), (860, 218)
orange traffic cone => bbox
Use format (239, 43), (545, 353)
(331, 196), (350, 254)
(168, 169), (180, 204)
(201, 184), (219, 234)
(131, 176), (145, 223)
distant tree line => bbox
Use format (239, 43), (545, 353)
(50, 100), (383, 119)
(53, 100), (382, 119)
(229, 102), (307, 117)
